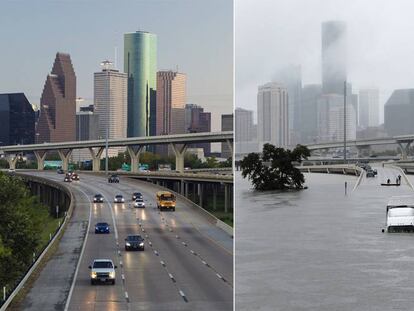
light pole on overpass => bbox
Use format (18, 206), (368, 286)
(344, 80), (347, 163)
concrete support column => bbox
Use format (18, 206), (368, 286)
(88, 147), (104, 172)
(198, 183), (203, 207)
(6, 155), (18, 170)
(57, 149), (73, 171)
(34, 150), (47, 170)
(170, 143), (188, 173)
(224, 183), (229, 213)
(184, 182), (188, 198)
(398, 141), (413, 160)
(127, 146), (143, 173)
(213, 184), (217, 211)
(180, 179), (184, 195)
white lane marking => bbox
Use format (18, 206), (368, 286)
(182, 242), (187, 246)
(154, 250), (159, 256)
(202, 260), (207, 265)
(160, 260), (165, 266)
(190, 250), (196, 255)
(64, 188), (92, 311)
(148, 241), (152, 246)
(118, 250), (121, 256)
(99, 192), (119, 240)
(176, 235), (179, 239)
(179, 290), (187, 301)
(216, 273), (223, 280)
(121, 274), (125, 280)
(169, 273), (175, 282)
(120, 260), (123, 267)
(125, 291), (129, 301)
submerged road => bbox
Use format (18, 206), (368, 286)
(236, 166), (414, 311)
(19, 171), (233, 311)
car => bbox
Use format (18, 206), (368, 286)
(64, 176), (72, 182)
(384, 196), (414, 232)
(114, 194), (124, 203)
(108, 174), (119, 183)
(95, 222), (110, 234)
(133, 198), (145, 208)
(71, 173), (80, 181)
(366, 170), (375, 178)
(93, 194), (104, 203)
(132, 192), (143, 200)
(57, 168), (64, 174)
(373, 169), (378, 176)
(67, 171), (73, 176)
(89, 259), (117, 285)
(124, 235), (145, 251)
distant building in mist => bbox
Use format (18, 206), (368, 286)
(300, 84), (322, 144)
(359, 88), (379, 128)
(257, 82), (289, 148)
(273, 65), (302, 144)
(235, 107), (258, 154)
(221, 114), (233, 158)
(384, 89), (414, 136)
(185, 104), (211, 156)
(322, 21), (347, 95)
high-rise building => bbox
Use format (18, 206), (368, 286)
(359, 88), (380, 128)
(322, 21), (347, 95)
(94, 61), (128, 157)
(257, 82), (289, 147)
(0, 93), (35, 146)
(185, 104), (212, 156)
(124, 31), (157, 137)
(301, 84), (322, 144)
(76, 112), (99, 141)
(235, 108), (254, 143)
(221, 114), (233, 158)
(36, 52), (76, 143)
(273, 65), (302, 144)
(384, 89), (414, 136)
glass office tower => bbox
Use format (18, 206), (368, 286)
(124, 31), (157, 137)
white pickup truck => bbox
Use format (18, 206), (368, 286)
(89, 259), (117, 285)
(384, 195), (414, 232)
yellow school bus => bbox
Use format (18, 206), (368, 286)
(156, 191), (176, 211)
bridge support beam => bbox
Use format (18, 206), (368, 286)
(398, 141), (413, 160)
(6, 155), (18, 170)
(34, 150), (47, 170)
(127, 146), (143, 173)
(89, 147), (104, 172)
(224, 183), (229, 213)
(170, 143), (188, 173)
(57, 149), (73, 171)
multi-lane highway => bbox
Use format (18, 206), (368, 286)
(18, 171), (233, 311)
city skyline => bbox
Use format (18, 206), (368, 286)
(236, 0), (414, 123)
(0, 0), (233, 134)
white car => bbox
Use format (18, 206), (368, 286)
(384, 195), (414, 232)
(89, 259), (117, 285)
(114, 194), (124, 203)
(134, 198), (145, 208)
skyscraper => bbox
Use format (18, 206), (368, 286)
(235, 108), (254, 143)
(221, 114), (233, 158)
(0, 93), (35, 146)
(384, 89), (414, 136)
(301, 84), (322, 144)
(322, 21), (347, 95)
(124, 31), (157, 137)
(36, 52), (76, 143)
(257, 82), (289, 147)
(185, 104), (212, 156)
(359, 88), (380, 128)
(94, 61), (128, 156)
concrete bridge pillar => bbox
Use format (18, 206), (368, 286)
(213, 184), (217, 211)
(170, 143), (188, 173)
(398, 141), (413, 160)
(88, 147), (104, 172)
(57, 149), (73, 171)
(34, 150), (47, 170)
(127, 146), (143, 173)
(6, 155), (18, 170)
(224, 183), (229, 213)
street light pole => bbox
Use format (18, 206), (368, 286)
(105, 127), (108, 176)
(344, 80), (347, 163)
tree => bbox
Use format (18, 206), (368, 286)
(240, 143), (310, 191)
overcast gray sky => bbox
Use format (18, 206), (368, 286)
(236, 0), (414, 123)
(0, 0), (233, 135)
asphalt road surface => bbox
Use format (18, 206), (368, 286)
(18, 171), (233, 311)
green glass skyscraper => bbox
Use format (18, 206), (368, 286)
(124, 31), (157, 137)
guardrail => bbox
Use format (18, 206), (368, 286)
(0, 173), (74, 310)
(298, 164), (362, 176)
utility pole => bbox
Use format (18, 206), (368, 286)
(105, 127), (108, 176)
(344, 80), (347, 163)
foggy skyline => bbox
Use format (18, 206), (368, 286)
(236, 0), (414, 123)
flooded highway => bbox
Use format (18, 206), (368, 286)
(236, 166), (414, 311)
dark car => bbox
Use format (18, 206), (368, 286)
(71, 173), (80, 181)
(57, 168), (64, 174)
(95, 222), (110, 234)
(132, 192), (143, 200)
(124, 235), (144, 251)
(93, 194), (104, 203)
(64, 176), (72, 182)
(366, 170), (375, 178)
(108, 174), (119, 183)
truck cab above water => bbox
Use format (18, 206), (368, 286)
(385, 195), (414, 232)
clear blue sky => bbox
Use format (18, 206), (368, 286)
(0, 0), (233, 133)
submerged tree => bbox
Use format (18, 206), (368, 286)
(240, 143), (310, 191)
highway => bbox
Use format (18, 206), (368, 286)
(18, 171), (233, 311)
(236, 166), (414, 311)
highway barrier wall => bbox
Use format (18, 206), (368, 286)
(0, 173), (74, 311)
(298, 164), (362, 176)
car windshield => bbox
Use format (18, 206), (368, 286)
(161, 196), (174, 201)
(93, 261), (113, 268)
(136, 199), (143, 202)
(95, 194), (102, 198)
(96, 223), (109, 227)
(389, 207), (414, 217)
(127, 235), (142, 241)
(116, 195), (123, 198)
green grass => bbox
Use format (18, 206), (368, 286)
(210, 211), (233, 227)
(37, 216), (65, 254)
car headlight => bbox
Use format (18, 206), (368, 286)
(106, 227), (109, 230)
(95, 227), (98, 230)
(126, 242), (131, 246)
(109, 271), (115, 278)
(121, 198), (124, 202)
(139, 242), (144, 247)
(91, 272), (97, 278)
